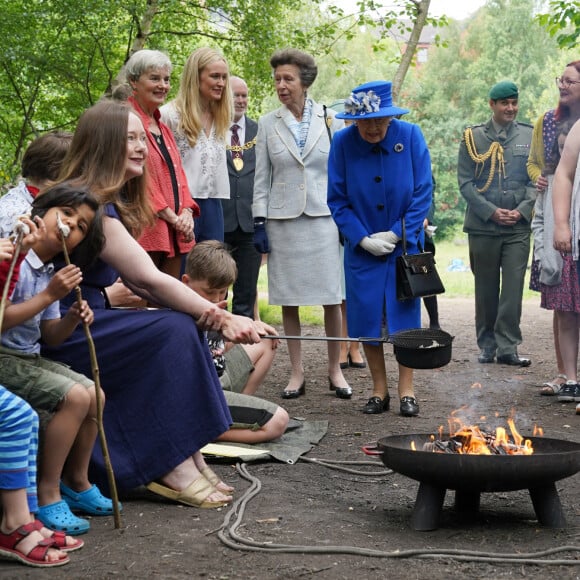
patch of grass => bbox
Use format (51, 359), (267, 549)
(434, 234), (535, 300)
(252, 234), (536, 327)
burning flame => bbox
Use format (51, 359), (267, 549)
(411, 410), (541, 455)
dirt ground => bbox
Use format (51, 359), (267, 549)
(5, 297), (580, 579)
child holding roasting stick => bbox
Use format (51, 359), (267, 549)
(0, 183), (120, 538)
(0, 223), (82, 567)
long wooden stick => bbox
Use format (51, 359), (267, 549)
(57, 215), (121, 528)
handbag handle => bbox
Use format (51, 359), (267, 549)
(401, 217), (408, 256)
(400, 217), (424, 255)
(323, 105), (333, 143)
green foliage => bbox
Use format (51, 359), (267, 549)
(0, 0), (440, 186)
(0, 0), (558, 244)
(537, 0), (580, 48)
(408, 0), (560, 239)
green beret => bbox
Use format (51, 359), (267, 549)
(489, 81), (518, 100)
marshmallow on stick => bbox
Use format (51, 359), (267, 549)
(56, 211), (70, 238)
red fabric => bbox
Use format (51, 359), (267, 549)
(0, 253), (24, 298)
(26, 185), (40, 198)
(128, 96), (199, 257)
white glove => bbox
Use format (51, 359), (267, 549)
(371, 230), (400, 245)
(360, 236), (395, 256)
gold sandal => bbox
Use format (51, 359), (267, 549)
(146, 476), (230, 509)
(201, 467), (235, 493)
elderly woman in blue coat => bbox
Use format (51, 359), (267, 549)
(327, 80), (432, 416)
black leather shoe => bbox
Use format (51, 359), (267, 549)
(339, 361), (348, 370)
(282, 380), (306, 399)
(363, 395), (390, 414)
(328, 378), (352, 399)
(496, 353), (531, 367)
(347, 354), (367, 369)
(400, 396), (419, 417)
(478, 349), (496, 363)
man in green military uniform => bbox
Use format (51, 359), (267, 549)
(458, 81), (535, 366)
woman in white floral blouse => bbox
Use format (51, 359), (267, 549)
(161, 47), (232, 244)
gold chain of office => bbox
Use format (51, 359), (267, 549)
(463, 127), (506, 193)
(225, 136), (257, 153)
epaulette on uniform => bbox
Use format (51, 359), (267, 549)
(516, 121), (533, 129)
(461, 123), (484, 142)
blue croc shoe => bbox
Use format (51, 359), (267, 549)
(60, 482), (121, 516)
(37, 500), (90, 536)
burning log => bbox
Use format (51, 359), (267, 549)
(420, 426), (534, 456)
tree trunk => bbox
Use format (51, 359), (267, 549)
(392, 0), (431, 100)
(107, 0), (161, 97)
(130, 0), (161, 54)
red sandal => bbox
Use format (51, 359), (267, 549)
(0, 522), (70, 567)
(32, 519), (84, 552)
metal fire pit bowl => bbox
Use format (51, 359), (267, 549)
(365, 434), (580, 531)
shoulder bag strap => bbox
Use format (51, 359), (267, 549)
(401, 217), (408, 256)
(323, 105), (333, 143)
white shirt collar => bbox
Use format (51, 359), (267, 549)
(25, 248), (54, 274)
(232, 115), (246, 131)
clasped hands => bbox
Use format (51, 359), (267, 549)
(491, 208), (521, 226)
(158, 207), (194, 242)
(360, 230), (400, 256)
(174, 209), (194, 243)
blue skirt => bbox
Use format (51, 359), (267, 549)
(43, 307), (231, 492)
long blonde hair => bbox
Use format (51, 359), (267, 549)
(58, 100), (154, 237)
(173, 47), (232, 146)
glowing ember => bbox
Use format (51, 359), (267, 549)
(411, 411), (540, 455)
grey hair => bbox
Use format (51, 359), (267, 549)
(124, 49), (172, 82)
(270, 48), (318, 88)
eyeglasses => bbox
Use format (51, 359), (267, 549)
(555, 77), (580, 88)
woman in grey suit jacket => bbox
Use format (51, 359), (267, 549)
(252, 48), (351, 400)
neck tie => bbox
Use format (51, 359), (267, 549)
(231, 124), (243, 170)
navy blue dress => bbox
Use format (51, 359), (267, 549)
(43, 206), (232, 492)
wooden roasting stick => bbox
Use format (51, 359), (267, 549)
(56, 213), (121, 529)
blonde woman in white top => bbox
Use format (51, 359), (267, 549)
(161, 47), (232, 242)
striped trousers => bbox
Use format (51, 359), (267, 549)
(0, 385), (39, 512)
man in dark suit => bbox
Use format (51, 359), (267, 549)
(222, 76), (262, 318)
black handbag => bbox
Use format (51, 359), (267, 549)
(396, 218), (445, 301)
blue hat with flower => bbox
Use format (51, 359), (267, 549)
(335, 80), (409, 120)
